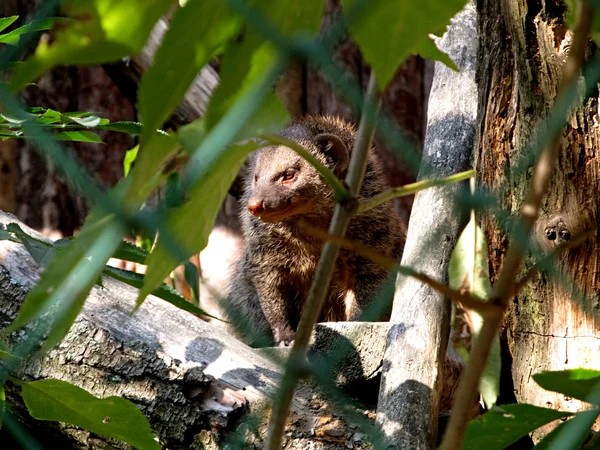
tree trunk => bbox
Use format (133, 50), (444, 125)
(476, 0), (600, 440)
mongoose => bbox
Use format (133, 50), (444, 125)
(226, 115), (405, 346)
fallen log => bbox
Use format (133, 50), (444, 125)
(0, 212), (375, 449)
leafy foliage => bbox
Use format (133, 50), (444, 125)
(341, 0), (467, 90)
(1, 0), (599, 448)
(533, 369), (600, 405)
(0, 107), (141, 143)
(449, 215), (501, 408)
(10, 0), (177, 89)
(463, 404), (571, 450)
(0, 16), (61, 45)
(462, 370), (600, 449)
(21, 379), (160, 450)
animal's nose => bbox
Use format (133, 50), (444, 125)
(248, 199), (264, 216)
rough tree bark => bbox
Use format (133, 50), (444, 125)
(376, 3), (478, 449)
(476, 0), (600, 441)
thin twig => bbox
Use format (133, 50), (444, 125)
(440, 2), (596, 449)
(297, 221), (503, 317)
(264, 75), (381, 450)
(356, 169), (475, 214)
(259, 134), (351, 202)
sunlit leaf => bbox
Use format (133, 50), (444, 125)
(111, 240), (148, 265)
(415, 37), (458, 71)
(0, 16), (18, 34)
(136, 0), (325, 307)
(341, 0), (468, 90)
(138, 0), (241, 145)
(21, 379), (160, 450)
(6, 212), (125, 354)
(123, 145), (139, 177)
(463, 404), (572, 450)
(123, 132), (179, 206)
(449, 215), (500, 408)
(136, 142), (260, 307)
(533, 369), (600, 406)
(0, 17), (63, 46)
(11, 0), (176, 89)
(533, 410), (600, 450)
(61, 114), (102, 128)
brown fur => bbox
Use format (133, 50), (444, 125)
(226, 116), (405, 346)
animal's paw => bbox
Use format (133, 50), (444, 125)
(273, 328), (295, 347)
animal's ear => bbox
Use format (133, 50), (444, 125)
(314, 133), (349, 175)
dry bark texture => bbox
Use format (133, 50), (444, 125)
(476, 0), (600, 439)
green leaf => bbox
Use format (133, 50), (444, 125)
(111, 240), (149, 265)
(6, 223), (55, 268)
(124, 132), (179, 206)
(533, 410), (600, 450)
(96, 121), (143, 135)
(463, 404), (572, 450)
(135, 0), (324, 305)
(61, 113), (102, 128)
(202, 0), (323, 137)
(132, 0), (241, 209)
(103, 266), (217, 319)
(123, 145), (139, 177)
(341, 0), (468, 90)
(183, 261), (200, 307)
(0, 16), (18, 34)
(21, 379), (160, 450)
(11, 0), (176, 89)
(138, 0), (241, 145)
(415, 37), (458, 71)
(533, 369), (600, 406)
(51, 131), (103, 143)
(136, 142), (260, 307)
(6, 212), (125, 354)
(449, 216), (500, 408)
(0, 17), (62, 46)
(34, 108), (62, 125)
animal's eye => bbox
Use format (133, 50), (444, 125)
(254, 174), (258, 182)
(281, 169), (297, 182)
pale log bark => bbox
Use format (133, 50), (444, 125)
(376, 3), (479, 449)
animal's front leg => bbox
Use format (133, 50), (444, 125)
(256, 274), (296, 346)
